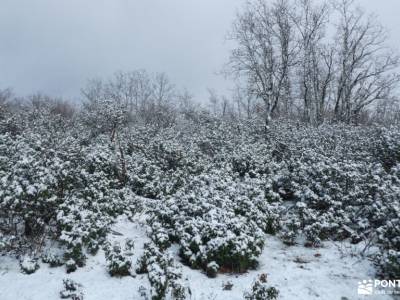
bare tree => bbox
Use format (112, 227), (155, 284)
(333, 0), (400, 123)
(273, 0), (297, 116)
(82, 70), (178, 127)
(373, 97), (400, 125)
(0, 88), (13, 117)
(148, 72), (176, 127)
(104, 70), (152, 115)
(178, 88), (195, 114)
(0, 88), (12, 106)
(227, 0), (296, 129)
(316, 45), (335, 123)
(232, 83), (257, 119)
(292, 0), (330, 124)
(152, 72), (175, 106)
(81, 78), (106, 103)
(208, 88), (220, 116)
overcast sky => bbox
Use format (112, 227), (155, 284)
(0, 0), (399, 102)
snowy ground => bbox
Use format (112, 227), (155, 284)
(0, 216), (392, 300)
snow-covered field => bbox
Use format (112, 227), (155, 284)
(1, 106), (400, 300)
(0, 217), (388, 300)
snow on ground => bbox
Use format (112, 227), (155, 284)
(0, 217), (151, 300)
(0, 216), (391, 300)
(178, 238), (385, 300)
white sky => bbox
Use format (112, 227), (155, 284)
(0, 0), (399, 102)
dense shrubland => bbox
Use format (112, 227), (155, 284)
(0, 90), (399, 291)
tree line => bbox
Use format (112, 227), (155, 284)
(226, 0), (400, 127)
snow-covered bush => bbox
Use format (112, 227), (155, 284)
(370, 127), (400, 171)
(0, 132), (65, 243)
(270, 133), (400, 247)
(375, 191), (400, 278)
(136, 242), (190, 300)
(104, 241), (132, 277)
(60, 279), (84, 300)
(20, 255), (39, 274)
(42, 251), (64, 267)
(376, 250), (400, 280)
(244, 275), (279, 300)
(65, 258), (78, 273)
(0, 234), (14, 252)
(81, 97), (128, 139)
(124, 238), (135, 256)
(54, 139), (134, 269)
(0, 124), (133, 268)
(125, 127), (205, 199)
(148, 172), (280, 274)
(206, 261), (219, 278)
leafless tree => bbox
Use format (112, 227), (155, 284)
(0, 88), (13, 117)
(152, 72), (175, 105)
(82, 70), (178, 127)
(333, 0), (400, 123)
(104, 70), (152, 115)
(232, 83), (257, 119)
(372, 97), (400, 125)
(207, 88), (220, 116)
(227, 0), (296, 129)
(292, 0), (330, 124)
(177, 88), (195, 115)
(147, 72), (176, 127)
(81, 78), (106, 103)
(0, 88), (12, 106)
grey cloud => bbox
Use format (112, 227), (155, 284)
(0, 0), (398, 101)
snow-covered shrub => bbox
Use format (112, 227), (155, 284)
(279, 217), (301, 246)
(81, 96), (128, 139)
(136, 242), (190, 300)
(54, 140), (134, 269)
(20, 255), (39, 274)
(370, 127), (400, 171)
(42, 251), (64, 267)
(222, 281), (234, 290)
(0, 233), (17, 253)
(206, 261), (219, 278)
(124, 238), (135, 256)
(60, 279), (84, 300)
(231, 149), (258, 177)
(148, 172), (280, 274)
(375, 194), (400, 279)
(0, 104), (83, 252)
(149, 221), (172, 250)
(0, 132), (64, 242)
(271, 143), (400, 246)
(104, 241), (132, 277)
(177, 210), (263, 273)
(244, 275), (279, 300)
(0, 128), (130, 263)
(125, 127), (204, 199)
(65, 259), (78, 273)
(376, 250), (400, 280)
